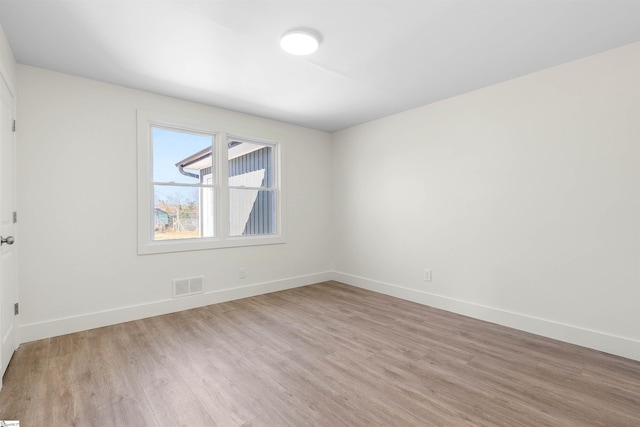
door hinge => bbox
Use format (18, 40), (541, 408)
(13, 211), (17, 224)
(14, 303), (19, 315)
(12, 119), (16, 132)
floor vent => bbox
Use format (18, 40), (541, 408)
(173, 276), (204, 298)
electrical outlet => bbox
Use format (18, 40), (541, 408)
(423, 269), (432, 282)
(239, 267), (247, 279)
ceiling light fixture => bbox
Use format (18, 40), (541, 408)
(280, 30), (320, 55)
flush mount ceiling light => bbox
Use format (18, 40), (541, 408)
(280, 30), (320, 55)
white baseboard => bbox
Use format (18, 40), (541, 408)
(18, 270), (640, 362)
(18, 271), (333, 343)
(332, 272), (640, 362)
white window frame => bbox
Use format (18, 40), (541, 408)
(137, 110), (285, 255)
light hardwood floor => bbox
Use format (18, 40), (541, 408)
(0, 281), (639, 426)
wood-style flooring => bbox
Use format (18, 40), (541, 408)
(0, 281), (639, 426)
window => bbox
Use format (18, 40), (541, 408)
(152, 127), (215, 241)
(227, 139), (276, 236)
(137, 111), (284, 254)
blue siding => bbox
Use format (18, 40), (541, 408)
(228, 146), (275, 235)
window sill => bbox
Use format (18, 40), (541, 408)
(138, 235), (286, 255)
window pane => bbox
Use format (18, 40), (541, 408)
(228, 141), (272, 188)
(229, 189), (275, 236)
(153, 127), (214, 184)
(153, 185), (214, 240)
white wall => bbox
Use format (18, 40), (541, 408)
(0, 25), (16, 93)
(332, 42), (640, 361)
(17, 65), (333, 341)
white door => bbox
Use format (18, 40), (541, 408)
(0, 75), (17, 383)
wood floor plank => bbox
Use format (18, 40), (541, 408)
(1, 281), (639, 426)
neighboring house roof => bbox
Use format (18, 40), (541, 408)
(154, 208), (175, 218)
(175, 147), (213, 172)
(175, 141), (266, 174)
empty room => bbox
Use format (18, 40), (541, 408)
(0, 0), (639, 425)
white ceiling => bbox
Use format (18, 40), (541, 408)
(1, 0), (640, 132)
